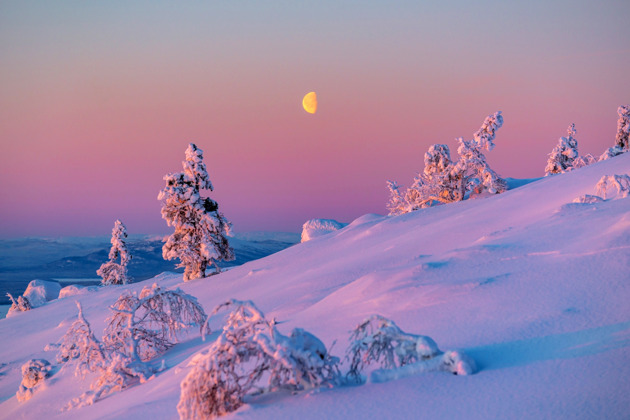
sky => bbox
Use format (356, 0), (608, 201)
(1, 0), (629, 237)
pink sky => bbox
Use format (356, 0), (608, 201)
(1, 1), (629, 237)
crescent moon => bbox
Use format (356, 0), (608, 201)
(302, 92), (317, 114)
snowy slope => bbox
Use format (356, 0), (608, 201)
(1, 154), (629, 420)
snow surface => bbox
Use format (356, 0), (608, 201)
(1, 154), (629, 419)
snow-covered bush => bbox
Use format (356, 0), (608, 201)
(595, 174), (630, 200)
(572, 153), (597, 169)
(572, 194), (605, 204)
(301, 218), (348, 242)
(388, 112), (506, 215)
(178, 299), (340, 419)
(97, 220), (132, 285)
(346, 315), (439, 381)
(545, 123), (579, 175)
(159, 143), (235, 281)
(615, 105), (630, 151)
(54, 302), (107, 375)
(53, 285), (208, 408)
(6, 293), (31, 317)
(103, 283), (209, 362)
(599, 145), (625, 161)
(16, 359), (52, 402)
(346, 315), (476, 383)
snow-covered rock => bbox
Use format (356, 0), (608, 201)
(300, 219), (348, 242)
(59, 284), (100, 299)
(23, 279), (61, 308)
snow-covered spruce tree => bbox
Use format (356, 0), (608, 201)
(103, 283), (209, 362)
(346, 315), (475, 383)
(159, 143), (235, 281)
(178, 299), (340, 419)
(545, 123), (579, 175)
(616, 105), (630, 151)
(97, 220), (131, 285)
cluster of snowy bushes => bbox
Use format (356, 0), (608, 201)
(389, 105), (630, 215)
(177, 301), (474, 419)
(15, 288), (474, 418)
(29, 284), (209, 407)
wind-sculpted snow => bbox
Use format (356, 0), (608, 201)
(0, 153), (629, 419)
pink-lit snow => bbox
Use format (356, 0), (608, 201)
(0, 153), (629, 419)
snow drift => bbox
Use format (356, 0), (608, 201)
(1, 153), (629, 419)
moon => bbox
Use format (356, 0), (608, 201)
(302, 92), (317, 114)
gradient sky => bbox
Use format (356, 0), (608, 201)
(1, 1), (629, 237)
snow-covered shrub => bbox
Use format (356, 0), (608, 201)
(159, 143), (235, 281)
(16, 359), (52, 402)
(346, 315), (439, 381)
(572, 153), (597, 169)
(595, 174), (630, 200)
(54, 302), (107, 375)
(6, 293), (31, 317)
(572, 194), (605, 204)
(388, 112), (506, 215)
(177, 299), (340, 419)
(599, 145), (625, 161)
(103, 283), (209, 362)
(301, 218), (348, 242)
(369, 349), (476, 383)
(615, 105), (630, 151)
(545, 124), (579, 175)
(97, 220), (132, 285)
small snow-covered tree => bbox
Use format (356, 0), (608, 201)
(159, 143), (235, 281)
(615, 105), (630, 151)
(97, 220), (131, 285)
(55, 301), (107, 376)
(388, 112), (506, 215)
(545, 123), (579, 175)
(103, 283), (209, 362)
(178, 299), (340, 419)
(6, 293), (31, 316)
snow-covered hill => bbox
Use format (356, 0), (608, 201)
(1, 154), (629, 419)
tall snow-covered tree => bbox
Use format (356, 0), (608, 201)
(615, 105), (630, 151)
(158, 143), (235, 281)
(97, 220), (131, 285)
(545, 123), (579, 176)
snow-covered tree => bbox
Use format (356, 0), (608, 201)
(6, 293), (31, 316)
(54, 301), (107, 376)
(545, 123), (579, 175)
(615, 105), (630, 151)
(97, 220), (131, 285)
(178, 299), (340, 419)
(387, 112), (506, 215)
(159, 143), (235, 281)
(103, 283), (209, 362)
